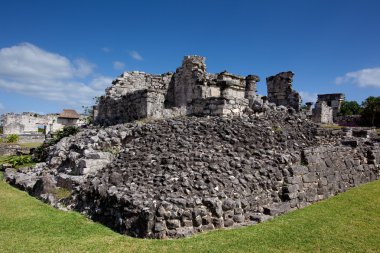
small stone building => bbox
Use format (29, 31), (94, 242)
(316, 93), (344, 120)
(57, 109), (81, 126)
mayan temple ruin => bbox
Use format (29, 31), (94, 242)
(93, 55), (342, 126)
(2, 55), (380, 239)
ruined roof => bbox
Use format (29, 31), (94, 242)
(58, 109), (80, 119)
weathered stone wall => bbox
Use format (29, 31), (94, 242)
(169, 56), (207, 107)
(312, 101), (333, 124)
(266, 71), (301, 111)
(316, 93), (344, 120)
(2, 113), (86, 135)
(336, 115), (362, 127)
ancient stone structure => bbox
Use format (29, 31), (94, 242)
(266, 71), (301, 111)
(3, 57), (376, 239)
(336, 115), (363, 127)
(305, 102), (314, 117)
(94, 56), (261, 125)
(312, 101), (333, 124)
(4, 108), (379, 239)
(316, 93), (345, 120)
(2, 110), (86, 135)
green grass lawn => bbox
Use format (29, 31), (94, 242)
(19, 142), (43, 149)
(0, 172), (379, 253)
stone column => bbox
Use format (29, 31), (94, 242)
(245, 75), (260, 100)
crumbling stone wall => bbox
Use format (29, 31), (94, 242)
(2, 112), (86, 135)
(312, 101), (333, 124)
(95, 56), (260, 125)
(2, 113), (55, 134)
(266, 71), (301, 111)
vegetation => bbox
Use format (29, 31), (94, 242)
(5, 134), (19, 143)
(50, 187), (71, 200)
(0, 155), (35, 169)
(19, 142), (42, 149)
(338, 97), (380, 127)
(82, 96), (100, 124)
(0, 173), (379, 253)
(320, 124), (344, 129)
(361, 96), (380, 126)
(271, 125), (282, 133)
(339, 100), (361, 116)
(34, 126), (80, 162)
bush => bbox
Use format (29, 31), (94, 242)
(8, 155), (33, 167)
(1, 155), (34, 168)
(54, 126), (80, 141)
(6, 134), (19, 143)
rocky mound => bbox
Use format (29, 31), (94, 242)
(4, 109), (380, 238)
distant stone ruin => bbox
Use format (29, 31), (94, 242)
(316, 93), (344, 120)
(310, 93), (345, 124)
(2, 109), (86, 135)
(312, 101), (333, 124)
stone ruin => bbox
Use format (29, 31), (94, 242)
(3, 55), (378, 239)
(4, 109), (380, 239)
(266, 71), (301, 112)
(2, 110), (86, 135)
(317, 93), (345, 120)
(94, 55), (345, 126)
(311, 93), (345, 124)
(94, 56), (262, 126)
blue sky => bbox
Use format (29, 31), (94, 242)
(1, 0), (380, 114)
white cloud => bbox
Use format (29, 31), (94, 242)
(335, 67), (380, 88)
(299, 91), (317, 104)
(101, 47), (111, 53)
(113, 61), (125, 70)
(0, 43), (113, 108)
(129, 50), (143, 61)
(74, 58), (95, 78)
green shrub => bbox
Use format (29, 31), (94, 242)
(1, 155), (34, 168)
(6, 134), (19, 143)
(54, 126), (80, 141)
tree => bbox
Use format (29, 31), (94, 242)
(339, 101), (362, 116)
(81, 96), (100, 125)
(361, 96), (380, 126)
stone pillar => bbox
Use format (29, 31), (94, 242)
(245, 75), (260, 100)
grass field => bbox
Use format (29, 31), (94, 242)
(0, 172), (379, 253)
(19, 142), (43, 149)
